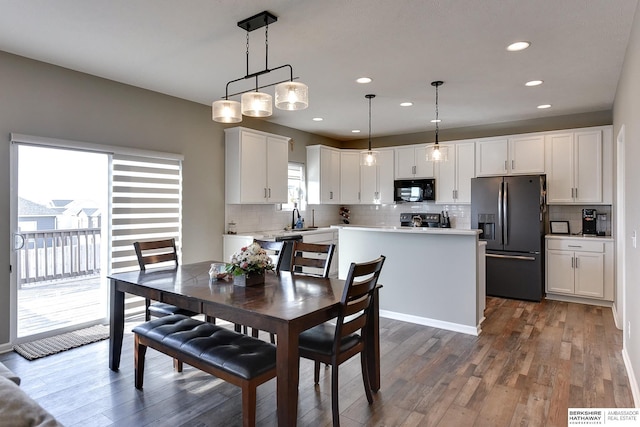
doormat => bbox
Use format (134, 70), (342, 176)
(13, 324), (110, 361)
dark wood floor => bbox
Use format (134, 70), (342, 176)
(0, 297), (633, 426)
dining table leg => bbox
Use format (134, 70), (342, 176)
(276, 323), (299, 427)
(109, 279), (124, 371)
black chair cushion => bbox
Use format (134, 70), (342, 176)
(148, 302), (199, 318)
(298, 323), (361, 357)
(133, 315), (276, 380)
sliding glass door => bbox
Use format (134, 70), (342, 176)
(11, 144), (109, 341)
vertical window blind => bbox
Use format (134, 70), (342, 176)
(110, 153), (182, 273)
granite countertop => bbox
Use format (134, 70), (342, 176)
(545, 234), (614, 242)
(234, 227), (336, 240)
(331, 224), (482, 236)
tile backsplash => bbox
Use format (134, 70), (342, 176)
(225, 202), (471, 233)
(225, 202), (612, 236)
(548, 205), (612, 236)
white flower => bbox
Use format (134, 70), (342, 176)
(226, 242), (274, 276)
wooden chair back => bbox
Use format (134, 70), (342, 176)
(133, 238), (178, 271)
(290, 241), (335, 278)
(253, 239), (285, 273)
(336, 256), (386, 349)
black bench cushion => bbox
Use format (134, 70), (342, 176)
(132, 315), (276, 380)
(148, 302), (199, 318)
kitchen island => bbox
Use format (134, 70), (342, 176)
(333, 225), (485, 335)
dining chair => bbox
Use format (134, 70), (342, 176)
(289, 241), (336, 278)
(133, 239), (208, 322)
(236, 239), (285, 343)
(297, 255), (386, 427)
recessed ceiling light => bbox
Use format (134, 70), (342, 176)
(507, 41), (531, 52)
(430, 119), (441, 123)
(352, 129), (361, 133)
(312, 117), (323, 121)
(537, 104), (552, 109)
(356, 77), (372, 84)
(525, 80), (543, 86)
(400, 102), (413, 107)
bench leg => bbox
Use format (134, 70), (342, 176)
(242, 383), (257, 427)
(134, 335), (147, 389)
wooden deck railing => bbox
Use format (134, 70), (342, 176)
(17, 228), (101, 287)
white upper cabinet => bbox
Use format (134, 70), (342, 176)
(476, 135), (545, 176)
(545, 127), (610, 204)
(307, 145), (341, 204)
(395, 145), (434, 179)
(340, 151), (361, 204)
(360, 148), (394, 204)
(436, 142), (475, 204)
(225, 127), (289, 204)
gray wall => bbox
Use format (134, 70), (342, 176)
(613, 4), (640, 404)
(0, 51), (334, 345)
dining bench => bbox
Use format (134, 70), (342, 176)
(132, 314), (277, 427)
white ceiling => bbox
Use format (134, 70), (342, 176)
(0, 0), (637, 140)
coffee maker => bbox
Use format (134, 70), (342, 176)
(582, 209), (597, 236)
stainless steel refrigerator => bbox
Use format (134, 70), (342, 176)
(471, 175), (546, 301)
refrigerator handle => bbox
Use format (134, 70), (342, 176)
(503, 181), (509, 245)
(497, 181), (503, 245)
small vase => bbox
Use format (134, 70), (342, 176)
(233, 271), (265, 287)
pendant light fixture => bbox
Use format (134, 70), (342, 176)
(426, 80), (449, 162)
(212, 11), (308, 123)
(360, 94), (379, 166)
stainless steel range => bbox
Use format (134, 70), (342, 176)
(400, 212), (441, 227)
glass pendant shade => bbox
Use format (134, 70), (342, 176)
(212, 100), (242, 123)
(426, 144), (449, 162)
(360, 150), (379, 166)
(275, 81), (309, 110)
(241, 92), (273, 117)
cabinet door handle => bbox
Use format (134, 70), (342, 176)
(575, 257), (579, 269)
(575, 187), (578, 199)
(504, 160), (508, 171)
(571, 257), (574, 268)
(511, 160), (515, 170)
(268, 188), (271, 198)
(412, 165), (416, 175)
(330, 191), (333, 200)
(568, 245), (582, 248)
(264, 188), (268, 198)
(452, 190), (456, 199)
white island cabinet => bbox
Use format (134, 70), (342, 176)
(333, 225), (485, 335)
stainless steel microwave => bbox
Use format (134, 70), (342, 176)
(394, 179), (435, 202)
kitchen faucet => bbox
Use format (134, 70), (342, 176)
(292, 208), (301, 229)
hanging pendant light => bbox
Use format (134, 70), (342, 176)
(212, 99), (242, 123)
(275, 81), (309, 110)
(426, 81), (449, 162)
(241, 91), (273, 117)
(360, 94), (379, 166)
(211, 11), (309, 123)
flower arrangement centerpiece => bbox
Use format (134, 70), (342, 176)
(225, 242), (274, 286)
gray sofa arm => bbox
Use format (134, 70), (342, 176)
(0, 362), (20, 385)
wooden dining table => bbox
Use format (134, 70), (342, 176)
(108, 261), (381, 427)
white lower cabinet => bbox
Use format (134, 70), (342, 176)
(545, 236), (613, 301)
(303, 231), (338, 278)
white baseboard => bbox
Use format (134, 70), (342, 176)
(380, 310), (481, 336)
(612, 303), (622, 330)
(622, 345), (640, 407)
(0, 343), (14, 354)
(545, 293), (613, 307)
